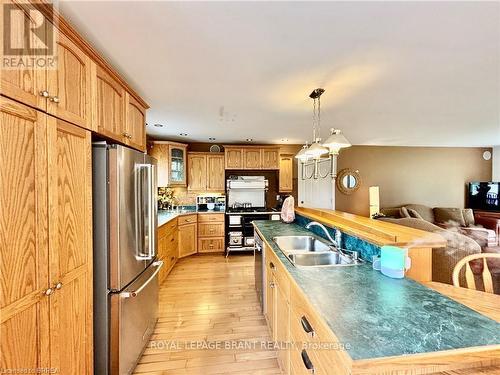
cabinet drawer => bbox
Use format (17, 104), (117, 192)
(178, 214), (198, 225)
(198, 223), (225, 237)
(198, 213), (224, 223)
(158, 218), (177, 238)
(198, 238), (224, 253)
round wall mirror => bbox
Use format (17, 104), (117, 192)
(336, 168), (361, 195)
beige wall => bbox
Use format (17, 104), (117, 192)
(336, 146), (492, 217)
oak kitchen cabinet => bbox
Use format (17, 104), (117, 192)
(224, 146), (280, 170)
(0, 0), (148, 151)
(149, 142), (188, 187)
(158, 219), (178, 284)
(188, 152), (225, 191)
(279, 154), (294, 193)
(178, 214), (198, 258)
(198, 213), (225, 253)
(1, 96), (93, 374)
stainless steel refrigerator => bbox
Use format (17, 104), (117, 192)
(93, 142), (162, 375)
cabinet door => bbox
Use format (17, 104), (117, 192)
(178, 223), (197, 258)
(149, 143), (170, 187)
(276, 283), (290, 374)
(169, 145), (187, 186)
(225, 148), (243, 169)
(262, 148), (280, 169)
(93, 64), (126, 142)
(244, 148), (262, 169)
(279, 155), (294, 193)
(207, 154), (225, 191)
(48, 31), (91, 129)
(0, 0), (47, 111)
(125, 92), (146, 151)
(47, 118), (93, 374)
(265, 270), (276, 338)
(0, 97), (50, 371)
(187, 153), (207, 191)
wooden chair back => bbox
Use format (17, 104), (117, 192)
(452, 253), (500, 293)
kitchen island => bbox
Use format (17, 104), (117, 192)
(253, 220), (500, 374)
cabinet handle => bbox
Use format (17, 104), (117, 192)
(185, 219), (192, 222)
(49, 96), (60, 103)
(270, 262), (275, 270)
(122, 132), (132, 139)
(39, 90), (49, 98)
(171, 256), (175, 261)
(269, 282), (275, 289)
(209, 244), (214, 248)
(54, 282), (63, 290)
(44, 288), (54, 296)
(301, 350), (315, 374)
(300, 316), (315, 337)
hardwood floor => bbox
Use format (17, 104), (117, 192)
(133, 254), (282, 375)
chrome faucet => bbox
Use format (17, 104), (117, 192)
(305, 221), (359, 260)
(305, 221), (339, 247)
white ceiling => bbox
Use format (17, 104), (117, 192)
(59, 1), (500, 146)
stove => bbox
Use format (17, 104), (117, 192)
(226, 207), (278, 214)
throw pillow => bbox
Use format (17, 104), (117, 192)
(407, 208), (424, 220)
(399, 206), (411, 218)
(462, 209), (475, 227)
(433, 207), (466, 227)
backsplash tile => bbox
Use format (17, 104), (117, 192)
(294, 214), (381, 262)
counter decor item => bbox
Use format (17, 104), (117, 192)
(158, 187), (176, 209)
(281, 196), (295, 223)
(380, 245), (411, 278)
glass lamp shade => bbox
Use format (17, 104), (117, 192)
(323, 129), (351, 153)
(295, 145), (309, 161)
(305, 139), (329, 158)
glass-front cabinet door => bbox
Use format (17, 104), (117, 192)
(168, 144), (187, 186)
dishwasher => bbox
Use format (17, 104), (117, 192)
(254, 231), (266, 312)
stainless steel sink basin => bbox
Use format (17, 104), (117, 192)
(272, 236), (331, 253)
(288, 252), (360, 267)
(273, 235), (363, 267)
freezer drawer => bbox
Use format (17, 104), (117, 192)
(110, 261), (163, 375)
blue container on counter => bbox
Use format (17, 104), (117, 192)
(380, 246), (411, 279)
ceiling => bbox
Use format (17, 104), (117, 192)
(59, 1), (500, 146)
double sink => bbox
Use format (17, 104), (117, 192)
(272, 235), (363, 267)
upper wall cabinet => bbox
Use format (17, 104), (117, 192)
(225, 148), (243, 169)
(47, 30), (91, 129)
(279, 154), (293, 193)
(149, 142), (188, 187)
(224, 146), (280, 170)
(187, 152), (225, 192)
(0, 1), (47, 111)
(125, 92), (146, 151)
(92, 64), (126, 141)
(0, 0), (148, 152)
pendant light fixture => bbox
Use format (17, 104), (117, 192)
(296, 88), (352, 180)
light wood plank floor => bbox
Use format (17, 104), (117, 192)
(133, 254), (282, 375)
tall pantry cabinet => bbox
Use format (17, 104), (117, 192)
(0, 97), (93, 373)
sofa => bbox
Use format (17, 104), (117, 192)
(379, 204), (500, 294)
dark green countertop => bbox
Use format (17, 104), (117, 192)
(253, 220), (500, 360)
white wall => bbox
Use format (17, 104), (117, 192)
(298, 158), (335, 209)
(493, 146), (500, 181)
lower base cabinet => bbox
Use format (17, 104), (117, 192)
(178, 222), (198, 258)
(158, 219), (178, 284)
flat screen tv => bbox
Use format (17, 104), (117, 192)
(468, 182), (500, 211)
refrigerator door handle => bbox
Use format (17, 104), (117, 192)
(120, 261), (163, 298)
(144, 164), (156, 259)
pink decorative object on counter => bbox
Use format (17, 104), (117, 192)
(281, 196), (295, 223)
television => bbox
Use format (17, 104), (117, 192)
(468, 182), (500, 211)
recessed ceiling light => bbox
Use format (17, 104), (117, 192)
(179, 133), (188, 136)
(281, 138), (289, 142)
(246, 138), (253, 142)
(208, 137), (216, 141)
(154, 123), (164, 127)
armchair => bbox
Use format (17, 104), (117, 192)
(475, 214), (500, 246)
